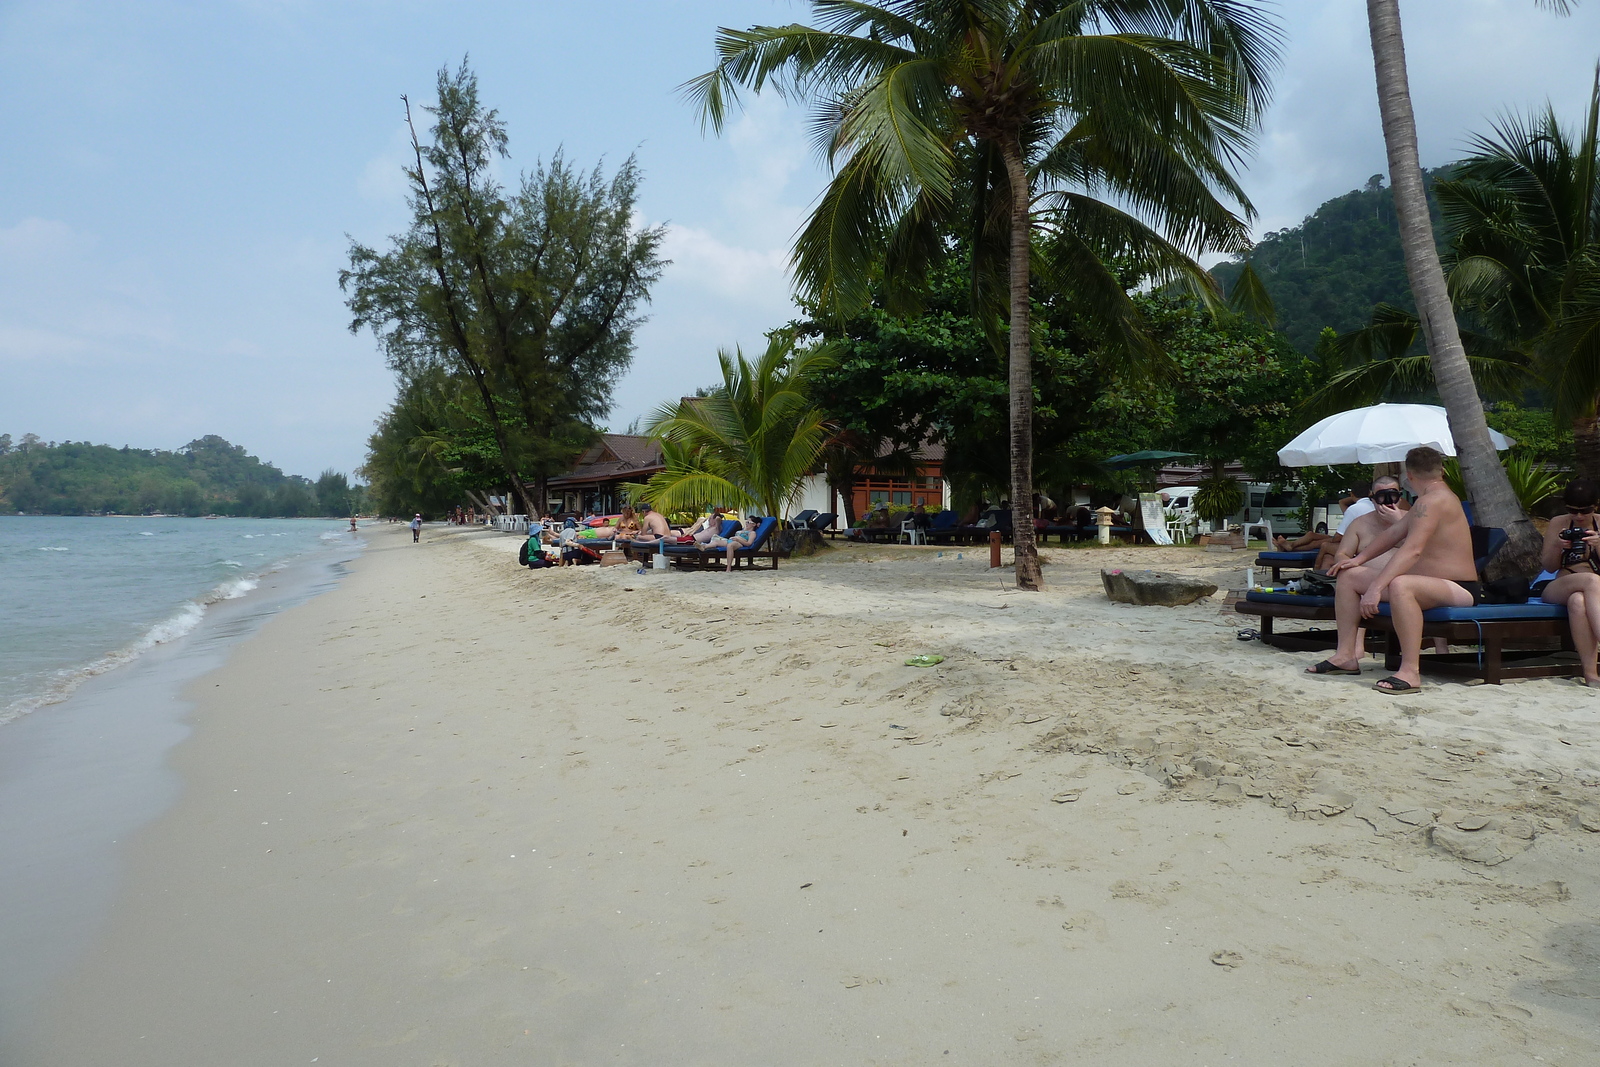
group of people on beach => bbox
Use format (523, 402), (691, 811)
(540, 504), (763, 572)
(1297, 445), (1600, 691)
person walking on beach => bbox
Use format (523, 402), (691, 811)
(1310, 447), (1478, 693)
(410, 514), (422, 543)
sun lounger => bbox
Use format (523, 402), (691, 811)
(1364, 601), (1576, 684)
(1233, 588), (1340, 651)
(788, 510), (818, 530)
(665, 516), (785, 570)
(1254, 550), (1319, 582)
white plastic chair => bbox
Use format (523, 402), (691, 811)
(1165, 518), (1190, 544)
(1242, 519), (1272, 546)
(900, 518), (923, 545)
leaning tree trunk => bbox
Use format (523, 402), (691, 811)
(1366, 0), (1539, 576)
(999, 137), (1042, 591)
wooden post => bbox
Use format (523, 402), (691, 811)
(989, 530), (1002, 568)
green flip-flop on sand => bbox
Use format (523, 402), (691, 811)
(905, 654), (944, 668)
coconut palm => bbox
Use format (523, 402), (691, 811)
(1444, 72), (1600, 475)
(1361, 0), (1580, 569)
(1307, 74), (1600, 484)
(685, 0), (1280, 589)
(637, 335), (833, 521)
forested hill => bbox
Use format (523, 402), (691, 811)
(1211, 168), (1451, 355)
(0, 433), (359, 516)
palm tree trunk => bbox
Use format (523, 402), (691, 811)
(999, 137), (1042, 591)
(1365, 0), (1538, 576)
(1576, 413), (1600, 482)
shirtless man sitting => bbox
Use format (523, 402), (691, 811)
(1327, 477), (1405, 572)
(1307, 447), (1479, 693)
(628, 503), (677, 545)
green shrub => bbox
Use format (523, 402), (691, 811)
(1194, 476), (1243, 526)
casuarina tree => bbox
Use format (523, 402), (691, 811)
(685, 1), (1280, 589)
(344, 61), (665, 516)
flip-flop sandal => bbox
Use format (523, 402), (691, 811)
(1373, 676), (1422, 694)
(1236, 628), (1259, 641)
(1306, 659), (1361, 676)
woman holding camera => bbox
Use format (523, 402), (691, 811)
(1539, 478), (1600, 686)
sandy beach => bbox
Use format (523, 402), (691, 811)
(13, 522), (1600, 1065)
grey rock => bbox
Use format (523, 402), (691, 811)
(1100, 568), (1219, 607)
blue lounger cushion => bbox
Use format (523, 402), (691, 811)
(1377, 602), (1566, 622)
(1257, 551), (1318, 563)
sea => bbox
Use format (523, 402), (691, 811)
(0, 515), (351, 724)
(0, 515), (363, 1036)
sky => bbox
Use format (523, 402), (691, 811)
(2, 0), (1599, 480)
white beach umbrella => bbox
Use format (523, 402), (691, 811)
(1277, 403), (1514, 467)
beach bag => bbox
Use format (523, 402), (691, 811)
(1294, 571), (1336, 597)
(1483, 576), (1531, 605)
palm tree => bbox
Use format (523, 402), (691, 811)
(1307, 73), (1600, 483)
(1362, 0), (1579, 570)
(1445, 72), (1600, 476)
(637, 335), (833, 521)
(685, 1), (1280, 589)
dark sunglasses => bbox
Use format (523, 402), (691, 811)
(1571, 505), (1597, 515)
(1372, 490), (1404, 505)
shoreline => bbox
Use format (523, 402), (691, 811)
(10, 524), (1600, 1064)
(0, 534), (360, 1039)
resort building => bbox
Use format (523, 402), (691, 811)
(538, 433), (950, 520)
(541, 434), (664, 516)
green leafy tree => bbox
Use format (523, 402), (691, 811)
(686, 0), (1280, 589)
(1211, 169), (1453, 354)
(0, 436), (323, 515)
(1441, 72), (1600, 477)
(344, 61), (665, 515)
(637, 335), (832, 521)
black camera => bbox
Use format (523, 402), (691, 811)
(1561, 525), (1590, 567)
(1372, 488), (1403, 506)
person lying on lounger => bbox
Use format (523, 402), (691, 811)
(1308, 447), (1479, 694)
(700, 515), (760, 570)
(685, 507), (727, 545)
(590, 506), (640, 542)
(1539, 477), (1600, 687)
(1274, 484), (1371, 555)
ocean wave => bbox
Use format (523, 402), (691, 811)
(38, 546), (69, 552)
(1, 570), (265, 726)
(219, 559), (243, 568)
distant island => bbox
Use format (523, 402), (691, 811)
(0, 433), (362, 517)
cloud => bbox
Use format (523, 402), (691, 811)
(1243, 0), (1600, 236)
(611, 96), (818, 426)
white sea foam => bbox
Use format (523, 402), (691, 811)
(139, 531), (154, 536)
(219, 559), (243, 568)
(37, 546), (69, 552)
(1, 571), (264, 726)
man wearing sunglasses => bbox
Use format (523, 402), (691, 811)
(1311, 446), (1479, 693)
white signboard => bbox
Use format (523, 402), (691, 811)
(1139, 493), (1173, 546)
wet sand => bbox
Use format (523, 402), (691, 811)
(12, 524), (1600, 1064)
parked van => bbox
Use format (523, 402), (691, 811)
(1158, 481), (1304, 537)
(1245, 484), (1304, 537)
